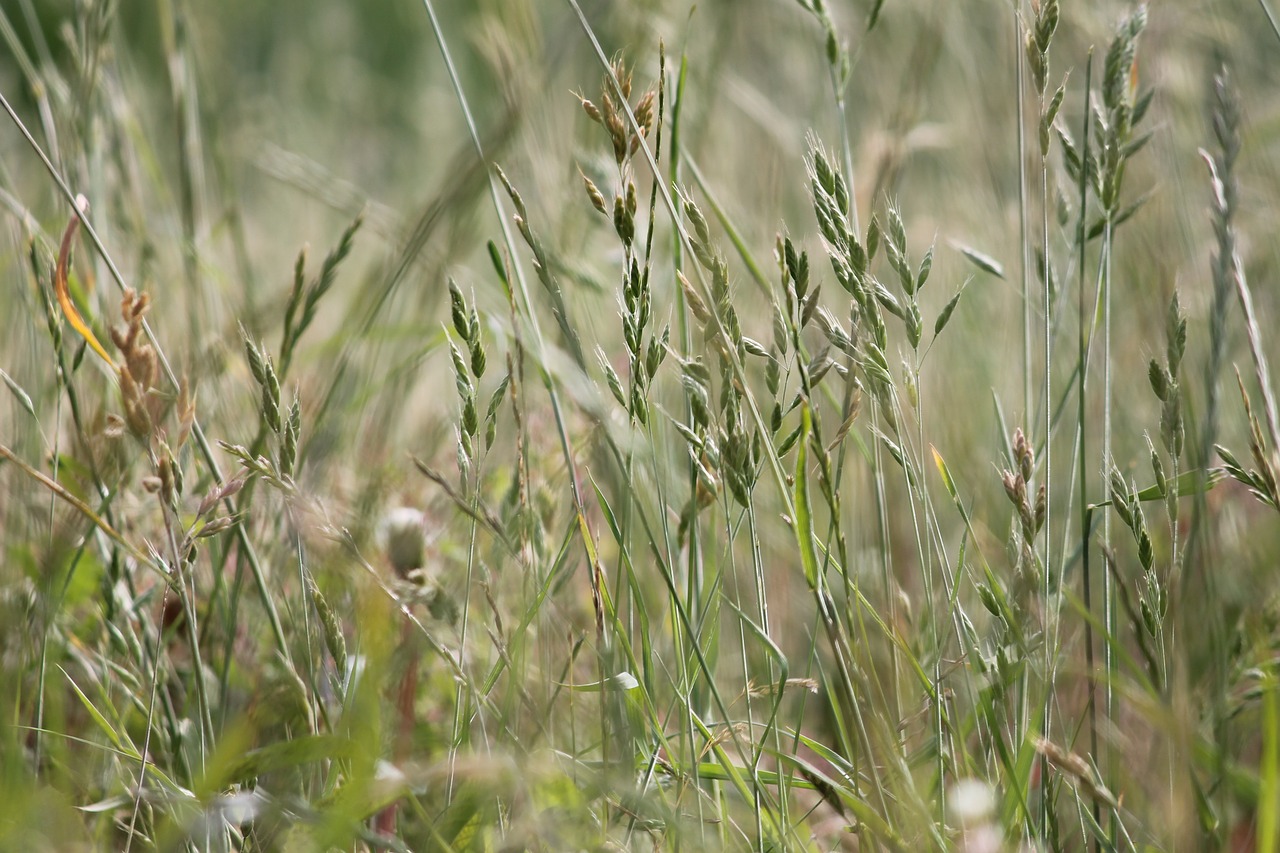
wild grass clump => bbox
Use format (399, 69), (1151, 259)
(3, 1), (1280, 850)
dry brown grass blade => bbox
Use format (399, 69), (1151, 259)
(53, 195), (115, 369)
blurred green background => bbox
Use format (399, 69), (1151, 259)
(6, 0), (1280, 485)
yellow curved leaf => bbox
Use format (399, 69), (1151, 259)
(54, 196), (115, 369)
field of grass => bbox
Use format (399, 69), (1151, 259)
(4, 0), (1280, 850)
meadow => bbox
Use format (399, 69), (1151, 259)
(3, 0), (1280, 849)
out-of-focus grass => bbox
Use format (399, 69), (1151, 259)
(3, 0), (1280, 850)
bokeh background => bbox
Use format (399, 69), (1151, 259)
(6, 0), (1280, 497)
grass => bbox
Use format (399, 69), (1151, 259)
(3, 0), (1280, 849)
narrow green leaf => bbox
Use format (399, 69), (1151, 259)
(793, 404), (819, 590)
(1261, 677), (1278, 853)
(60, 667), (131, 756)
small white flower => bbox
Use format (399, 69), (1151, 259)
(948, 777), (997, 826)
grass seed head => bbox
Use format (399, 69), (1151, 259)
(381, 507), (426, 579)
